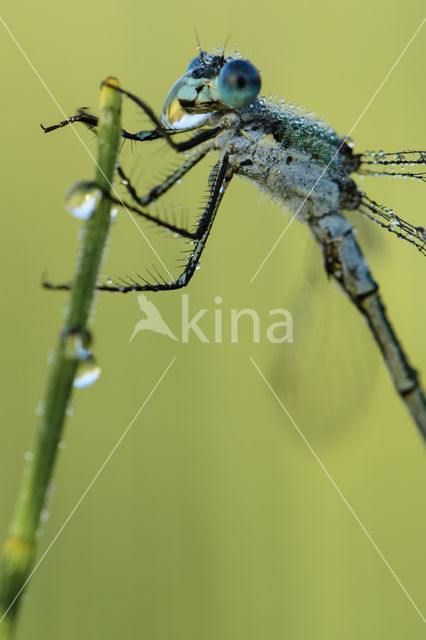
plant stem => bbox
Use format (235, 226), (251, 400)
(0, 78), (122, 639)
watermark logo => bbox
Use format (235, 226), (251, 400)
(129, 294), (178, 342)
(130, 294), (293, 344)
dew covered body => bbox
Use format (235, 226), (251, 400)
(211, 99), (357, 222)
(42, 47), (426, 439)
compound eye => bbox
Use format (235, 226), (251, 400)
(217, 59), (261, 109)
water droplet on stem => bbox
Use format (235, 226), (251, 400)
(65, 181), (102, 220)
(74, 356), (102, 389)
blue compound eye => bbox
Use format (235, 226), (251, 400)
(217, 59), (261, 109)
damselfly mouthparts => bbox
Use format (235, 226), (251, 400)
(42, 48), (426, 439)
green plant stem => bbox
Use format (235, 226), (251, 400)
(0, 78), (122, 639)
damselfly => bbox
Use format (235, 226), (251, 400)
(42, 48), (426, 439)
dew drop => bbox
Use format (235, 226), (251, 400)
(40, 509), (50, 523)
(73, 356), (102, 389)
(58, 440), (67, 450)
(110, 207), (118, 221)
(63, 329), (92, 361)
(35, 400), (45, 416)
(196, 264), (202, 271)
(416, 226), (426, 242)
(65, 181), (102, 220)
(24, 451), (34, 462)
(46, 480), (55, 500)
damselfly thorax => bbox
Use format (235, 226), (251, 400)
(210, 107), (353, 221)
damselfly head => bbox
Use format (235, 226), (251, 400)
(162, 50), (261, 130)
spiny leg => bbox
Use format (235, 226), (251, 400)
(309, 212), (426, 441)
(44, 154), (232, 293)
(42, 104), (222, 149)
(107, 192), (196, 239)
(100, 155), (232, 291)
(353, 149), (426, 254)
(41, 110), (98, 133)
(358, 194), (426, 256)
(117, 144), (211, 207)
(41, 109), (158, 141)
(104, 144), (216, 238)
(357, 150), (426, 182)
(42, 106), (178, 141)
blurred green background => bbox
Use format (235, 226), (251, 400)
(1, 1), (425, 638)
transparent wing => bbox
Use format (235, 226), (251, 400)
(270, 232), (380, 447)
